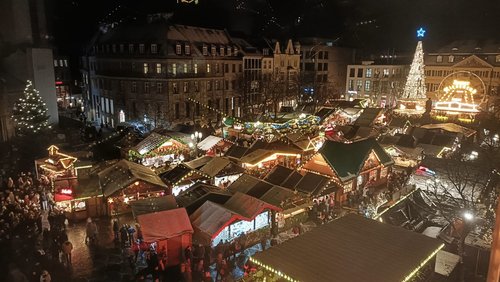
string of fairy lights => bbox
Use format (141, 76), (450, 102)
(11, 80), (51, 135)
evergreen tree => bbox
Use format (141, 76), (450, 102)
(402, 40), (427, 100)
(11, 80), (51, 136)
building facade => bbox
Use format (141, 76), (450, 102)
(345, 61), (409, 107)
(241, 39), (300, 116)
(300, 38), (354, 106)
(81, 18), (251, 128)
(424, 40), (500, 111)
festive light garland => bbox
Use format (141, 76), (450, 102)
(401, 244), (445, 282)
(249, 257), (299, 282)
(11, 80), (51, 135)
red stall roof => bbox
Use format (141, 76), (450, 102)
(137, 208), (193, 243)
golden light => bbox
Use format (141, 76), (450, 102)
(134, 181), (140, 186)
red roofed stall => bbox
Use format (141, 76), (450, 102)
(137, 208), (193, 266)
(190, 192), (282, 247)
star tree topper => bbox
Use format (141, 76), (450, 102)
(417, 27), (426, 38)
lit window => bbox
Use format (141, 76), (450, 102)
(54, 60), (58, 67)
(172, 63), (177, 75)
(437, 55), (443, 63)
(383, 69), (389, 77)
(156, 63), (161, 74)
(151, 44), (157, 54)
(185, 44), (190, 55)
(356, 80), (363, 91)
(202, 45), (208, 56)
(183, 64), (187, 73)
(448, 55), (454, 63)
(176, 44), (181, 55)
(139, 44), (145, 54)
(496, 55), (500, 63)
(128, 44), (134, 53)
(365, 80), (371, 91)
(59, 60), (64, 66)
(194, 63), (198, 74)
(366, 68), (372, 78)
(207, 63), (211, 73)
(143, 63), (149, 74)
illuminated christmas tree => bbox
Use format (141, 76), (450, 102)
(401, 28), (427, 100)
(12, 80), (50, 136)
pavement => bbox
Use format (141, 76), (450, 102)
(67, 215), (136, 282)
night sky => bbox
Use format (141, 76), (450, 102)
(52, 0), (500, 61)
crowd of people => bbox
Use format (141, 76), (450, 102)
(0, 171), (74, 282)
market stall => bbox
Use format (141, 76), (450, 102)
(159, 164), (209, 196)
(301, 138), (394, 203)
(98, 159), (169, 215)
(190, 192), (281, 247)
(198, 157), (244, 187)
(128, 132), (190, 167)
(196, 135), (233, 157)
(137, 208), (193, 266)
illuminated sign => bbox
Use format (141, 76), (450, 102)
(60, 188), (72, 195)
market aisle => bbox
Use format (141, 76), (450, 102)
(66, 215), (135, 281)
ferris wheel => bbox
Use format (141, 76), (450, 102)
(434, 71), (487, 113)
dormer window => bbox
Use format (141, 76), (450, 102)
(151, 44), (157, 54)
(496, 55), (500, 63)
(263, 48), (269, 56)
(211, 45), (216, 56)
(220, 46), (225, 56)
(436, 55), (443, 63)
(227, 47), (232, 56)
(233, 47), (238, 56)
(202, 45), (208, 56)
(448, 55), (454, 63)
(128, 44), (134, 53)
(176, 43), (182, 55)
(139, 44), (145, 54)
(185, 44), (191, 55)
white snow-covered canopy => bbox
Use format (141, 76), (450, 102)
(197, 135), (223, 151)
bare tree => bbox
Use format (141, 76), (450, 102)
(423, 157), (497, 281)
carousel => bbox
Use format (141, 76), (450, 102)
(432, 71), (487, 123)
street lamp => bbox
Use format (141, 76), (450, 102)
(463, 211), (474, 221)
(191, 131), (202, 157)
